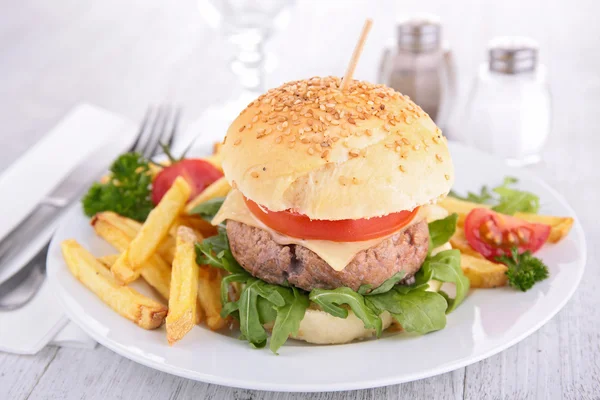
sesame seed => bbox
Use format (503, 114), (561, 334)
(352, 177), (360, 184)
(251, 171), (259, 178)
(234, 139), (242, 146)
(349, 149), (360, 157)
(402, 138), (410, 145)
(275, 136), (283, 144)
(339, 176), (348, 186)
(399, 165), (406, 172)
(321, 149), (330, 159)
(445, 174), (450, 180)
(307, 147), (315, 155)
(252, 116), (258, 123)
(246, 123), (253, 129)
(239, 125), (245, 132)
(413, 144), (421, 150)
(436, 154), (443, 162)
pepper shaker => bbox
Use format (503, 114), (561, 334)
(378, 14), (456, 128)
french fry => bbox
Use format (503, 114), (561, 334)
(203, 141), (224, 171)
(93, 212), (175, 264)
(439, 197), (574, 243)
(185, 176), (231, 214)
(198, 266), (228, 331)
(514, 212), (574, 243)
(97, 254), (119, 268)
(166, 227), (200, 345)
(111, 177), (191, 283)
(92, 216), (172, 300)
(460, 254), (508, 288)
(438, 197), (491, 226)
(61, 240), (167, 329)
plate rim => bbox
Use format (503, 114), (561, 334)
(46, 141), (587, 392)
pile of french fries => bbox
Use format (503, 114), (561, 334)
(438, 197), (574, 288)
(61, 145), (232, 345)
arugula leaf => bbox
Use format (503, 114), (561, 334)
(189, 197), (225, 223)
(357, 271), (406, 295)
(238, 279), (269, 348)
(270, 287), (309, 354)
(422, 249), (470, 313)
(496, 248), (549, 291)
(257, 297), (277, 324)
(450, 176), (540, 215)
(82, 152), (153, 222)
(309, 287), (383, 336)
(220, 272), (249, 317)
(195, 228), (246, 274)
(449, 186), (493, 204)
(492, 187), (540, 215)
(369, 272), (407, 295)
(428, 213), (458, 249)
(366, 288), (447, 334)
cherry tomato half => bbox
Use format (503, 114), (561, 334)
(245, 198), (419, 242)
(152, 159), (223, 205)
(464, 208), (551, 260)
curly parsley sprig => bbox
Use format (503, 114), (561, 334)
(82, 152), (153, 222)
(496, 248), (549, 291)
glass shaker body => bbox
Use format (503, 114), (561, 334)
(459, 63), (551, 166)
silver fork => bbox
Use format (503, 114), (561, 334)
(0, 105), (181, 311)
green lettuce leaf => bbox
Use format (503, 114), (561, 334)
(422, 249), (470, 313)
(357, 271), (406, 295)
(309, 287), (383, 336)
(270, 287), (309, 354)
(366, 288), (447, 334)
(195, 228), (246, 274)
(238, 278), (269, 348)
(188, 197), (225, 223)
(428, 213), (458, 249)
(450, 176), (540, 215)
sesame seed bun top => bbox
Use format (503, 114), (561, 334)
(221, 76), (454, 220)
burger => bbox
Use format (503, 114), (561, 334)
(196, 76), (468, 353)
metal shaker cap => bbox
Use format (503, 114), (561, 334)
(396, 14), (441, 53)
(488, 36), (538, 74)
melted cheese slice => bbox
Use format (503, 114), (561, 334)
(213, 189), (447, 271)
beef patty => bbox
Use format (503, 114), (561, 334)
(226, 219), (429, 292)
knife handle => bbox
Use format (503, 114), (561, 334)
(0, 203), (62, 270)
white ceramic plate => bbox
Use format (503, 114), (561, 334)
(47, 142), (586, 392)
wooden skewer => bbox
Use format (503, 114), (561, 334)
(339, 18), (373, 91)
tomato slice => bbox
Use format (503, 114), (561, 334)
(152, 159), (223, 205)
(464, 208), (551, 260)
(245, 198), (419, 242)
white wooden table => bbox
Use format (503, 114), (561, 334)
(1, 0), (599, 398)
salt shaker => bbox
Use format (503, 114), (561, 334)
(378, 14), (456, 128)
(455, 37), (551, 166)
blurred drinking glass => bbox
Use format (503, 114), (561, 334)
(198, 0), (294, 93)
(187, 0), (295, 149)
(454, 37), (551, 166)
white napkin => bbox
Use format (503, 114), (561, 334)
(0, 104), (138, 354)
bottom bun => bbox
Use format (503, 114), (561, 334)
(291, 309), (393, 345)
